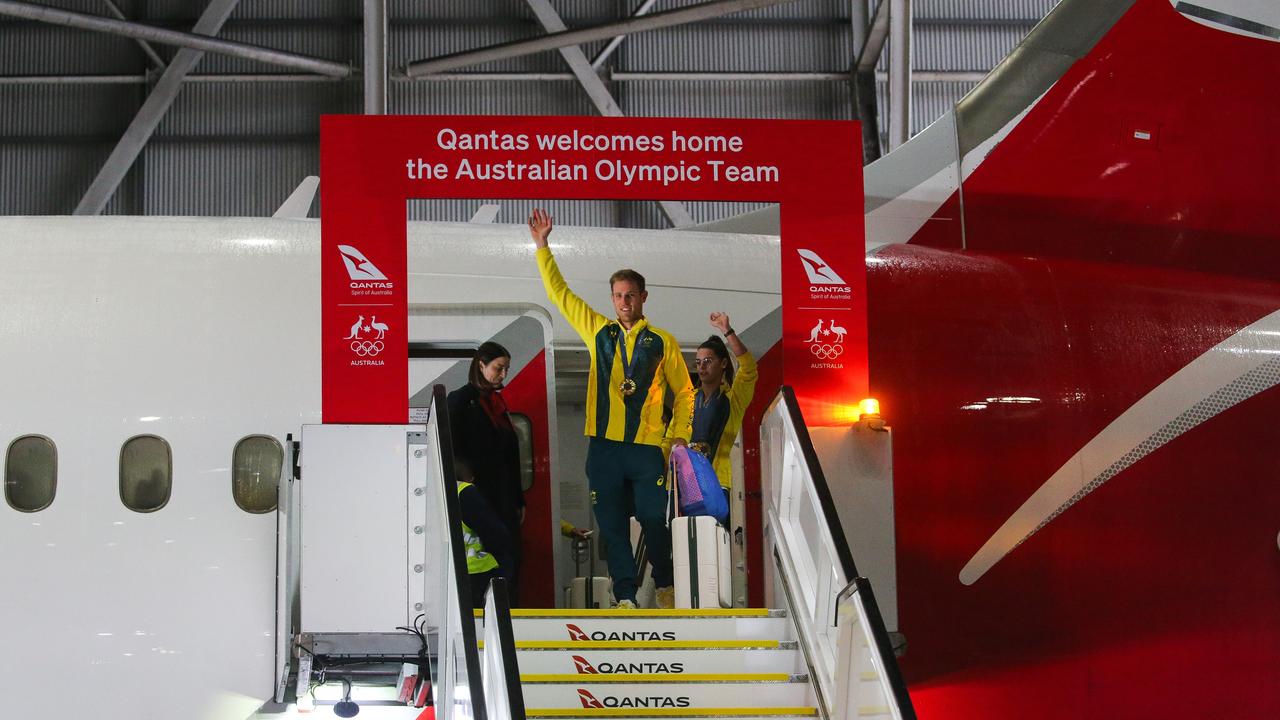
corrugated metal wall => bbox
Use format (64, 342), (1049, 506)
(0, 0), (1056, 224)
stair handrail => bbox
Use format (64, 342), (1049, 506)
(482, 578), (527, 720)
(760, 386), (915, 720)
(832, 577), (914, 720)
(428, 384), (489, 720)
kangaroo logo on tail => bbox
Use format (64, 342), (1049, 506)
(577, 689), (605, 708)
(338, 244), (388, 281)
(797, 248), (847, 285)
(572, 655), (599, 674)
(566, 624), (590, 641)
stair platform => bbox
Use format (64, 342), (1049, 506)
(522, 677), (810, 708)
(513, 645), (803, 674)
(523, 709), (818, 718)
(476, 608), (791, 643)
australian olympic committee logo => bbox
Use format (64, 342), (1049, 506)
(345, 314), (388, 365)
(806, 318), (847, 360)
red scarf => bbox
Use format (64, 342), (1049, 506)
(478, 387), (514, 432)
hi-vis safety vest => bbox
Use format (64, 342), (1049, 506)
(458, 482), (499, 575)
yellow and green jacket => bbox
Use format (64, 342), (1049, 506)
(536, 247), (694, 447)
(693, 351), (758, 489)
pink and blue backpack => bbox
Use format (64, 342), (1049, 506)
(669, 445), (729, 524)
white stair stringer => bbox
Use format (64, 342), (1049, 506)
(480, 608), (828, 719)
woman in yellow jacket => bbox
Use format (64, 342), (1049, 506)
(690, 312), (758, 500)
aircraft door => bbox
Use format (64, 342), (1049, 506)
(274, 436), (299, 703)
(407, 305), (559, 607)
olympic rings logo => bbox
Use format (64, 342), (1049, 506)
(351, 340), (385, 356)
(810, 343), (843, 359)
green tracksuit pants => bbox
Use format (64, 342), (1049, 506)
(586, 437), (672, 603)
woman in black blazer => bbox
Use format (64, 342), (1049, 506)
(448, 341), (525, 603)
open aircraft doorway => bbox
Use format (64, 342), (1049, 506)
(402, 197), (783, 610)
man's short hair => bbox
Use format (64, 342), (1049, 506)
(609, 268), (646, 292)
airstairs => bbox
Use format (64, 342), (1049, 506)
(476, 386), (914, 720)
(271, 385), (914, 720)
(487, 607), (815, 719)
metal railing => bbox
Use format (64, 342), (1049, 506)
(426, 384), (489, 720)
(482, 578), (527, 720)
(760, 387), (915, 720)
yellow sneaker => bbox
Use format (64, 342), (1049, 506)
(655, 586), (675, 609)
(615, 599), (638, 610)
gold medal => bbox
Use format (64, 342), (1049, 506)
(619, 377), (638, 396)
(616, 327), (646, 398)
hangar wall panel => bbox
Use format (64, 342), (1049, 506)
(156, 84), (359, 138)
(917, 0), (1057, 21)
(623, 22), (852, 72)
(0, 23), (146, 74)
(191, 24), (359, 75)
(0, 0), (1057, 223)
(142, 141), (319, 217)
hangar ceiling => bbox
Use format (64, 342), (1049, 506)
(0, 0), (1057, 223)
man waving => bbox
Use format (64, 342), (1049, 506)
(529, 208), (694, 610)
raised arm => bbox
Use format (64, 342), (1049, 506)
(529, 209), (606, 345)
(664, 343), (695, 446)
(711, 312), (758, 406)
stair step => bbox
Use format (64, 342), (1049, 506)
(524, 707), (818, 718)
(521, 679), (811, 709)
(482, 639), (791, 650)
(484, 609), (785, 617)
(521, 673), (807, 683)
(490, 615), (791, 643)
(512, 646), (803, 675)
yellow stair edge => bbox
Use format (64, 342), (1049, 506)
(524, 708), (818, 717)
(474, 608), (773, 618)
(480, 640), (782, 650)
(520, 673), (794, 683)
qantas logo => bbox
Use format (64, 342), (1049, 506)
(797, 248), (848, 287)
(571, 655), (685, 674)
(576, 689), (691, 709)
(566, 624), (677, 641)
(577, 689), (604, 708)
(338, 244), (388, 281)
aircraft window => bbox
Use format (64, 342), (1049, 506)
(5, 435), (56, 512)
(510, 413), (535, 492)
(232, 435), (282, 514)
(120, 435), (172, 513)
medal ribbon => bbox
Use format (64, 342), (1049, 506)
(617, 326), (646, 391)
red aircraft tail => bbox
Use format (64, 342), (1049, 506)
(867, 0), (1280, 278)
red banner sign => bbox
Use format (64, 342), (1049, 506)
(321, 115), (864, 425)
